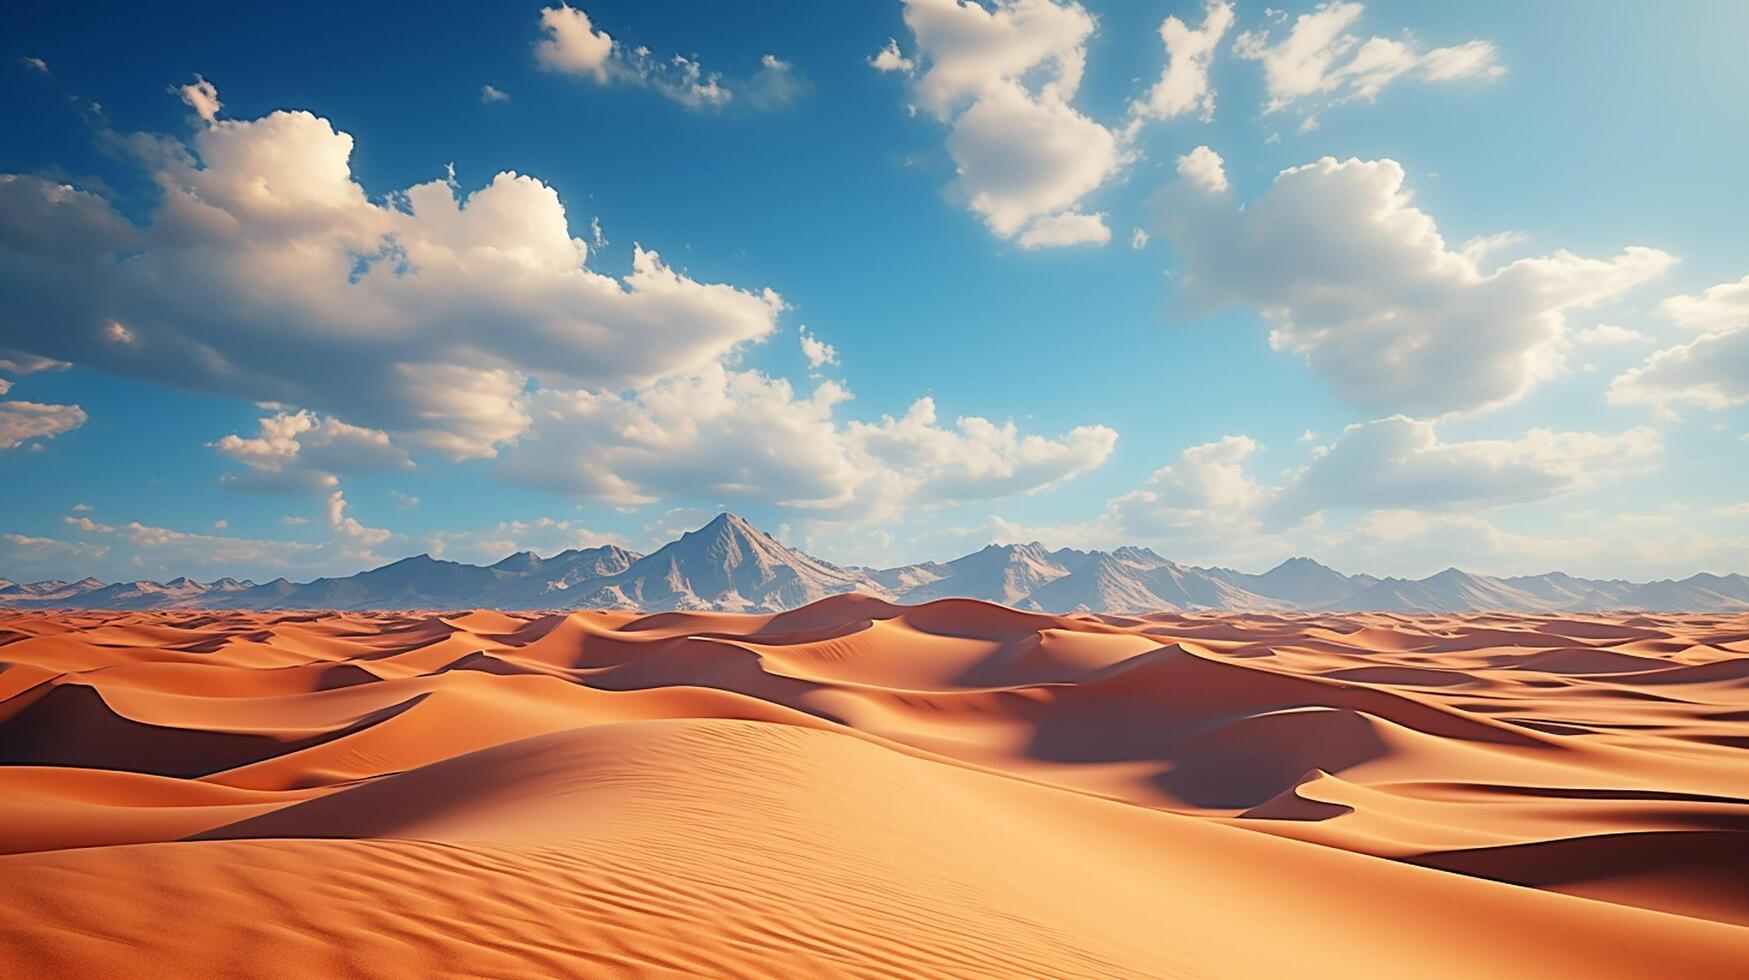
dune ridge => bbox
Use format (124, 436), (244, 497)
(2, 600), (1747, 977)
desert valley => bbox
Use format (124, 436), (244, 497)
(2, 599), (1747, 976)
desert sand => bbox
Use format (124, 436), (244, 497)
(1, 597), (1746, 977)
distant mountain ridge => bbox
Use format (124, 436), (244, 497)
(4, 513), (1747, 614)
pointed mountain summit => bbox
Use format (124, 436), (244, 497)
(564, 513), (885, 613)
(895, 542), (1074, 605)
(1236, 556), (1375, 606)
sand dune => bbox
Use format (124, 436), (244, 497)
(2, 602), (1746, 976)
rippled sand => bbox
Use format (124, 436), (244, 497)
(3, 598), (1746, 977)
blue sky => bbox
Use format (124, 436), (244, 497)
(1, 0), (1745, 583)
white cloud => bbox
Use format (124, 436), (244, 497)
(326, 490), (390, 547)
(1657, 273), (1749, 332)
(1575, 324), (1646, 346)
(1609, 274), (1749, 411)
(944, 82), (1120, 240)
(1105, 435), (1267, 547)
(1015, 209), (1109, 249)
(1233, 2), (1503, 116)
(848, 395), (1117, 507)
(0, 101), (785, 459)
(900, 0), (1093, 118)
(882, 0), (1123, 248)
(481, 84), (510, 103)
(1175, 144), (1228, 191)
(1154, 149), (1674, 416)
(389, 490), (420, 510)
(64, 515), (115, 533)
(211, 410), (411, 493)
(536, 4), (769, 110)
(0, 399), (86, 449)
(1419, 40), (1506, 83)
(177, 74), (222, 124)
(869, 38), (914, 75)
(798, 326), (839, 373)
(1129, 227), (1149, 250)
(22, 57), (49, 74)
(1265, 416), (1660, 524)
(497, 363), (1115, 521)
(535, 4), (615, 82)
(1100, 418), (1661, 555)
(499, 365), (861, 508)
(1126, 0), (1235, 128)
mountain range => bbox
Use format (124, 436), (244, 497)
(4, 512), (1747, 614)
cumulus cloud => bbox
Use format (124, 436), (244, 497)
(1126, 0), (1235, 129)
(1265, 416), (1660, 525)
(535, 4), (793, 110)
(1154, 149), (1674, 416)
(869, 38), (914, 75)
(798, 326), (838, 373)
(1175, 144), (1228, 191)
(1104, 435), (1266, 548)
(497, 363), (1115, 521)
(0, 100), (785, 459)
(879, 0), (1123, 247)
(1102, 418), (1661, 550)
(1610, 274), (1749, 411)
(1016, 209), (1109, 249)
(1233, 2), (1503, 116)
(177, 74), (222, 124)
(849, 395), (1116, 506)
(481, 84), (510, 103)
(535, 4), (616, 82)
(0, 399), (86, 449)
(211, 410), (411, 493)
(326, 490), (390, 548)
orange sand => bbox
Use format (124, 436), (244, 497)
(2, 598), (1746, 977)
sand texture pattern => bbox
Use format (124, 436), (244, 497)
(2, 599), (1747, 978)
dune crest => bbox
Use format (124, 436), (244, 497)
(2, 604), (1747, 977)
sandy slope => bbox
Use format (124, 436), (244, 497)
(2, 600), (1746, 977)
